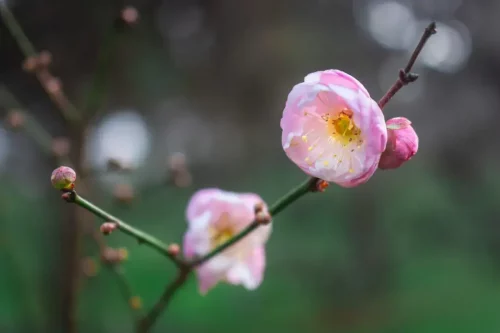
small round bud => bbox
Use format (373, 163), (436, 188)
(22, 56), (39, 72)
(254, 202), (271, 224)
(256, 211), (272, 224)
(167, 243), (180, 256)
(121, 6), (139, 25)
(168, 152), (187, 171)
(101, 247), (128, 265)
(129, 296), (142, 310)
(38, 50), (52, 67)
(61, 192), (75, 202)
(379, 117), (418, 170)
(314, 179), (329, 192)
(45, 77), (62, 95)
(51, 137), (70, 158)
(5, 110), (25, 130)
(113, 183), (135, 204)
(100, 222), (118, 235)
(81, 257), (99, 277)
(51, 166), (76, 190)
(254, 202), (265, 214)
(118, 248), (128, 261)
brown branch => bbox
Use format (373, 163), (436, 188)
(0, 3), (81, 123)
(378, 22), (437, 109)
(136, 268), (190, 333)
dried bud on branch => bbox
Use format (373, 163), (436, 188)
(5, 110), (25, 130)
(167, 243), (180, 257)
(101, 247), (128, 265)
(121, 6), (139, 25)
(113, 184), (135, 204)
(51, 137), (70, 158)
(81, 257), (99, 277)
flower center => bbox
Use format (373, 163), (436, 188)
(209, 213), (235, 249)
(324, 109), (362, 146)
(211, 227), (234, 248)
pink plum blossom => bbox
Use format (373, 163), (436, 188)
(281, 70), (387, 187)
(379, 117), (418, 170)
(183, 188), (271, 294)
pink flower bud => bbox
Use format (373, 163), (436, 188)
(100, 222), (118, 235)
(167, 243), (180, 256)
(378, 117), (418, 170)
(51, 166), (76, 190)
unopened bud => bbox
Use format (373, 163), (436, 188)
(101, 247), (128, 264)
(129, 296), (142, 310)
(168, 152), (187, 171)
(45, 77), (62, 95)
(5, 110), (25, 129)
(113, 183), (135, 204)
(61, 192), (74, 202)
(256, 211), (272, 224)
(38, 50), (52, 67)
(100, 222), (118, 235)
(121, 6), (139, 25)
(379, 117), (418, 170)
(51, 166), (76, 190)
(51, 137), (70, 157)
(254, 202), (271, 224)
(22, 56), (39, 72)
(167, 243), (180, 256)
(82, 257), (99, 277)
(314, 179), (329, 192)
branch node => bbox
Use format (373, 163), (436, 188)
(167, 243), (181, 257)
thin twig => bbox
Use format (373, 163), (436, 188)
(378, 22), (437, 109)
(83, 10), (134, 119)
(138, 177), (320, 332)
(2, 88), (141, 332)
(109, 266), (142, 324)
(66, 192), (186, 269)
(189, 177), (318, 267)
(0, 3), (81, 123)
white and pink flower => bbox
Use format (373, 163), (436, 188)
(281, 70), (387, 187)
(183, 188), (271, 294)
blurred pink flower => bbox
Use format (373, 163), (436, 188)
(379, 117), (418, 170)
(183, 189), (271, 294)
(281, 70), (387, 187)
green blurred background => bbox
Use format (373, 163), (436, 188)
(2, 0), (500, 332)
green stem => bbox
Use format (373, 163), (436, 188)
(71, 192), (185, 268)
(189, 177), (317, 267)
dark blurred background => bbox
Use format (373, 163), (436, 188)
(2, 0), (500, 332)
